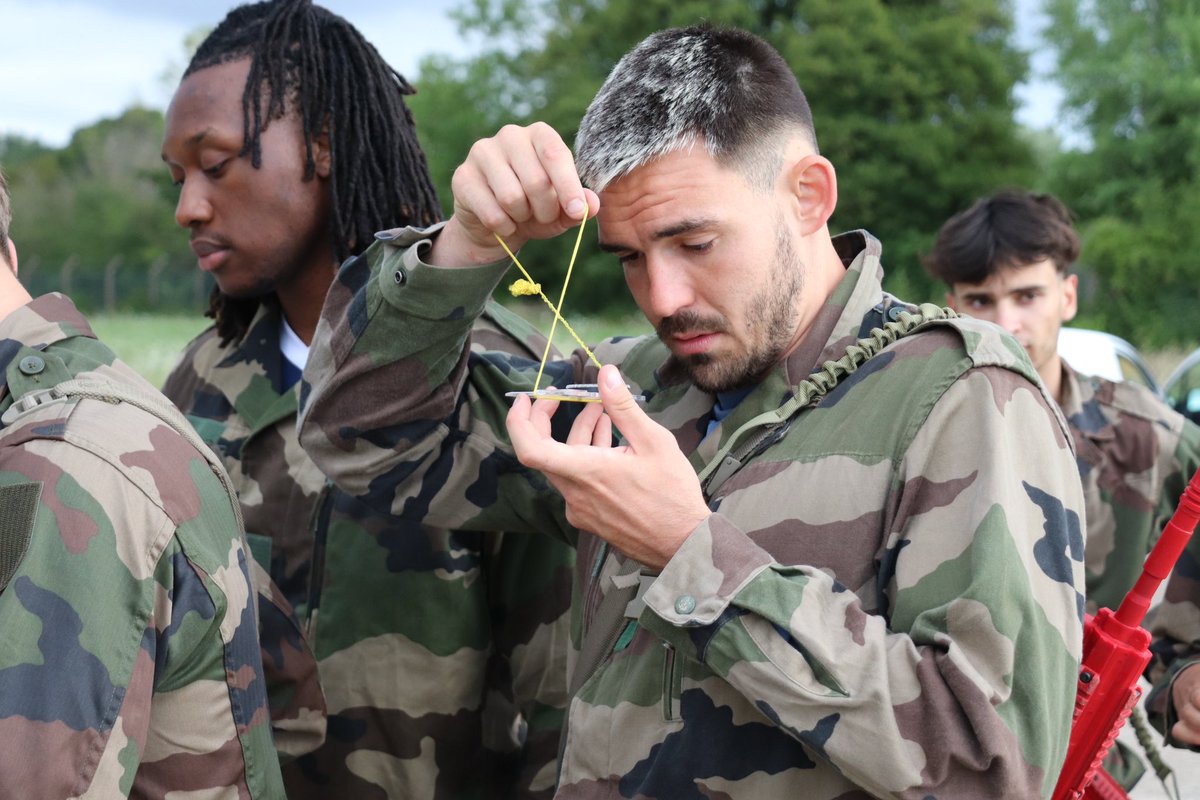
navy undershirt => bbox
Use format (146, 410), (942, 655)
(705, 386), (755, 438)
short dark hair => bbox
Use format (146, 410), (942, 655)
(186, 0), (441, 344)
(925, 190), (1081, 286)
(575, 25), (817, 192)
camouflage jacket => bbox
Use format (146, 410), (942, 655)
(300, 229), (1087, 798)
(0, 294), (285, 798)
(165, 295), (573, 798)
(1061, 363), (1200, 746)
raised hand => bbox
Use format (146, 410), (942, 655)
(431, 123), (601, 267)
(507, 364), (711, 570)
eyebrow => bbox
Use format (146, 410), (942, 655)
(160, 128), (214, 163)
(598, 217), (718, 254)
(959, 283), (1045, 300)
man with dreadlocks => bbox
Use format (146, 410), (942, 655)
(160, 1), (573, 797)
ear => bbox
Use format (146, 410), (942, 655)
(1060, 273), (1078, 323)
(786, 153), (837, 237)
(4, 238), (17, 275)
(945, 289), (959, 311)
(313, 123), (332, 179)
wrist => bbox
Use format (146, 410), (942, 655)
(429, 218), (519, 268)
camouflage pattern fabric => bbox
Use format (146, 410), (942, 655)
(165, 294), (573, 798)
(300, 228), (1088, 798)
(0, 293), (285, 798)
(1060, 364), (1200, 746)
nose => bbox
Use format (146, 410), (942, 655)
(644, 256), (696, 321)
(994, 302), (1022, 335)
(174, 177), (212, 229)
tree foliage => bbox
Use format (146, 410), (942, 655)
(3, 6), (1036, 318)
(1045, 0), (1200, 346)
(411, 0), (1035, 312)
(4, 107), (191, 310)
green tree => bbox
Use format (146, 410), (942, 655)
(7, 107), (191, 310)
(1045, 0), (1200, 346)
(417, 0), (1035, 313)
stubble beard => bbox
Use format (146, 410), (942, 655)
(660, 226), (805, 394)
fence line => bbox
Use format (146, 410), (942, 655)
(19, 256), (214, 313)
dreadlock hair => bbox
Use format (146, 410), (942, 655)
(184, 0), (442, 345)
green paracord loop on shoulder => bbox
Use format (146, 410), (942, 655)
(698, 303), (957, 494)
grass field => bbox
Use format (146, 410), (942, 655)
(90, 313), (210, 388)
(89, 307), (652, 388)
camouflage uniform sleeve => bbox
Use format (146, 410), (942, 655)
(301, 234), (581, 537)
(247, 557), (328, 759)
(638, 367), (1085, 798)
(160, 327), (328, 759)
(1146, 416), (1200, 746)
(0, 402), (285, 797)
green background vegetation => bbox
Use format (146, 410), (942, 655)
(4, 0), (1199, 351)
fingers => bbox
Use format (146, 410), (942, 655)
(598, 364), (660, 449)
(591, 407), (613, 448)
(507, 393), (550, 469)
(1172, 668), (1200, 744)
(510, 124), (572, 225)
(450, 124), (597, 249)
(566, 401), (612, 448)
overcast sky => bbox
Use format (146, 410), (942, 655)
(1, 0), (1062, 148)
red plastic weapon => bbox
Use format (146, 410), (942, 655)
(1053, 468), (1200, 799)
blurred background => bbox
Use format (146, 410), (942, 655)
(1, 0), (1196, 368)
(2, 2), (1198, 795)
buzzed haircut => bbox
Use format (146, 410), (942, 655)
(575, 25), (817, 193)
(186, 0), (441, 344)
(925, 190), (1081, 286)
(0, 167), (10, 263)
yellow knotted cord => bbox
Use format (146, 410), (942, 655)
(494, 202), (602, 391)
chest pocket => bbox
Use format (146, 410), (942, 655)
(0, 482), (42, 593)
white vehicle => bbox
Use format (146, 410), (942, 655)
(1163, 349), (1200, 426)
(1057, 327), (1159, 394)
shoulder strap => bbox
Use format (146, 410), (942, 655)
(30, 377), (245, 533)
(700, 303), (958, 497)
(567, 305), (958, 714)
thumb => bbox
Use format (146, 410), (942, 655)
(598, 364), (653, 445)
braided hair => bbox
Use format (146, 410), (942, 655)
(185, 0), (442, 344)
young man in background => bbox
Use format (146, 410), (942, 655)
(927, 189), (1200, 783)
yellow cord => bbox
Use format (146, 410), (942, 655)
(494, 202), (602, 391)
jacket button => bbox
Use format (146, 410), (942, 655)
(674, 595), (696, 614)
(18, 355), (45, 375)
(887, 305), (906, 322)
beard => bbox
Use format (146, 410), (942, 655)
(657, 225), (804, 393)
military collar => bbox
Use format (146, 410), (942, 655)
(1060, 361), (1116, 445)
(212, 298), (296, 396)
(790, 230), (885, 381)
(0, 294), (96, 405)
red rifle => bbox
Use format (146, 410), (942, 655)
(1053, 468), (1200, 800)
